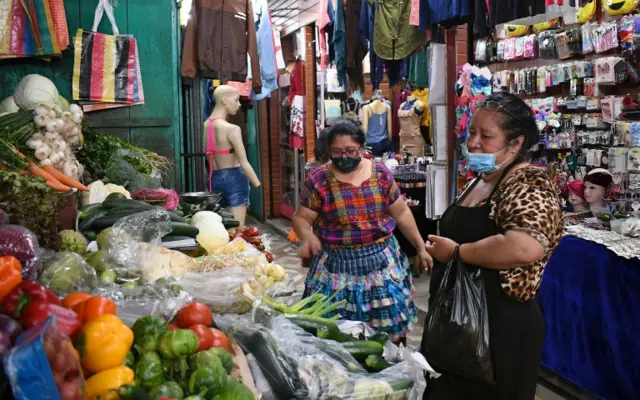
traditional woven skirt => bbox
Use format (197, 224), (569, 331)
(303, 236), (418, 340)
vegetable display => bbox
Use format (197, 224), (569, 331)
(75, 314), (133, 373)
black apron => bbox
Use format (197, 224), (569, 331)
(421, 164), (545, 400)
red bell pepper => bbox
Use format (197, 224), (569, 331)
(1, 280), (60, 319)
(20, 300), (82, 338)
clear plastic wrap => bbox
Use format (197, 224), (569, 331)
(217, 303), (426, 400)
(0, 224), (43, 280)
(92, 278), (193, 327)
(38, 252), (99, 296)
(423, 258), (493, 383)
(180, 267), (300, 314)
(4, 315), (86, 400)
(103, 209), (198, 281)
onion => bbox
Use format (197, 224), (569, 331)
(46, 120), (58, 133)
(63, 162), (74, 177)
(69, 104), (81, 114)
(54, 140), (67, 152)
(45, 132), (60, 142)
(34, 105), (49, 116)
(0, 314), (22, 343)
(35, 146), (51, 161)
(47, 109), (56, 119)
(54, 119), (65, 132)
(66, 134), (80, 145)
(32, 133), (45, 141)
(70, 126), (79, 137)
(27, 139), (42, 149)
(34, 115), (48, 127)
(61, 111), (71, 122)
(49, 153), (62, 165)
(70, 112), (83, 124)
(39, 159), (52, 167)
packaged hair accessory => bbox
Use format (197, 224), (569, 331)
(539, 31), (557, 59)
(582, 22), (595, 53)
(504, 38), (516, 60)
(514, 37), (525, 59)
(524, 35), (537, 58)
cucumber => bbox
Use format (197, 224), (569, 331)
(78, 203), (104, 220)
(317, 326), (355, 343)
(364, 354), (391, 372)
(389, 379), (415, 392)
(78, 209), (108, 231)
(340, 340), (384, 362)
(169, 222), (199, 238)
(285, 314), (330, 336)
(222, 218), (240, 229)
(92, 212), (139, 231)
(105, 192), (127, 201)
(102, 198), (154, 211)
(83, 231), (97, 241)
(368, 332), (390, 346)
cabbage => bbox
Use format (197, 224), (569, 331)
(39, 252), (98, 295)
(0, 96), (19, 113)
(13, 74), (59, 110)
(57, 95), (70, 111)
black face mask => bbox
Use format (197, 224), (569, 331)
(331, 155), (361, 172)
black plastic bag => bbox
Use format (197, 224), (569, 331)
(423, 257), (494, 383)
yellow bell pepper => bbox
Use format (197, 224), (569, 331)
(85, 365), (134, 400)
(76, 314), (133, 373)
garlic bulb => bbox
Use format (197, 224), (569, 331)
(69, 104), (82, 114)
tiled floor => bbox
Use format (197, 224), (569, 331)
(255, 218), (576, 400)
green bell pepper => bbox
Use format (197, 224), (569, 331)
(183, 396), (205, 400)
(188, 368), (226, 398)
(158, 329), (199, 359)
(132, 316), (169, 352)
(207, 348), (234, 374)
(124, 351), (136, 368)
(118, 384), (152, 400)
(135, 351), (165, 390)
(212, 377), (254, 400)
(148, 381), (184, 399)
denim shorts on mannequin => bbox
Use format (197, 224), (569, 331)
(211, 167), (250, 208)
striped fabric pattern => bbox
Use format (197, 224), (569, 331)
(72, 28), (144, 104)
(303, 236), (418, 340)
(0, 0), (64, 58)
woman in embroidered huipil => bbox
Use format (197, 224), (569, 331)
(293, 118), (432, 341)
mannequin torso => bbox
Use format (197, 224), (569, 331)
(362, 100), (392, 141)
(397, 98), (426, 156)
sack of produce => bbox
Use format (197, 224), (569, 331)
(4, 315), (86, 400)
(0, 225), (44, 280)
(39, 252), (99, 296)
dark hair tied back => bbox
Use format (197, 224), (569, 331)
(326, 118), (366, 148)
(477, 92), (539, 163)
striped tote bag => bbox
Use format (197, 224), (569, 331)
(72, 0), (144, 106)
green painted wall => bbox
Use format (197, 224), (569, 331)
(245, 106), (263, 218)
(0, 0), (184, 190)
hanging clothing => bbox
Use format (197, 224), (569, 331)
(490, 0), (545, 26)
(345, 0), (367, 91)
(473, 0), (491, 37)
(365, 105), (389, 144)
(499, 0), (577, 26)
(250, 0), (278, 100)
(359, 0), (384, 90)
(411, 88), (431, 127)
(182, 0), (262, 94)
(273, 28), (285, 70)
(300, 162), (418, 341)
(419, 0), (471, 31)
(409, 44), (430, 89)
(288, 60), (304, 102)
(317, 0), (332, 70)
(421, 164), (562, 400)
(409, 0), (421, 26)
(374, 0), (425, 60)
(333, 0), (347, 88)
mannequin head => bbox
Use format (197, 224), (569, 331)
(213, 85), (241, 116)
(566, 179), (588, 212)
(583, 168), (613, 210)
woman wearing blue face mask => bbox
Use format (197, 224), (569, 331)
(421, 92), (564, 400)
(293, 118), (432, 343)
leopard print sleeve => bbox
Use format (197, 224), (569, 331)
(490, 166), (564, 301)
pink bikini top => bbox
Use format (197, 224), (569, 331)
(206, 117), (234, 191)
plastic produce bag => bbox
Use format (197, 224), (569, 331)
(423, 257), (494, 383)
(92, 278), (193, 327)
(0, 225), (44, 280)
(39, 252), (98, 296)
(217, 303), (426, 400)
(4, 315), (86, 400)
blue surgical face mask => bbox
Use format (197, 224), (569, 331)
(461, 143), (507, 174)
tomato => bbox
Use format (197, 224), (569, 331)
(189, 324), (214, 352)
(168, 323), (179, 331)
(210, 328), (231, 352)
(176, 302), (213, 328)
(244, 227), (260, 237)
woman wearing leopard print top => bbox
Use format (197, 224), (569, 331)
(421, 92), (563, 400)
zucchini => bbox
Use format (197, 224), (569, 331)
(368, 332), (390, 346)
(389, 379), (414, 392)
(364, 354), (391, 372)
(102, 198), (154, 211)
(340, 340), (384, 362)
(105, 192), (127, 201)
(78, 209), (108, 231)
(83, 231), (97, 241)
(317, 326), (356, 343)
(169, 222), (199, 238)
(92, 212), (137, 231)
(78, 203), (104, 220)
(168, 211), (187, 223)
(222, 219), (240, 229)
(285, 314), (331, 336)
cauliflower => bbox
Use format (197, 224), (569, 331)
(59, 230), (88, 254)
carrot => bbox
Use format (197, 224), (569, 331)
(41, 165), (89, 192)
(26, 160), (71, 192)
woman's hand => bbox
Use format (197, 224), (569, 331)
(425, 235), (459, 263)
(417, 248), (434, 272)
(300, 233), (322, 258)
